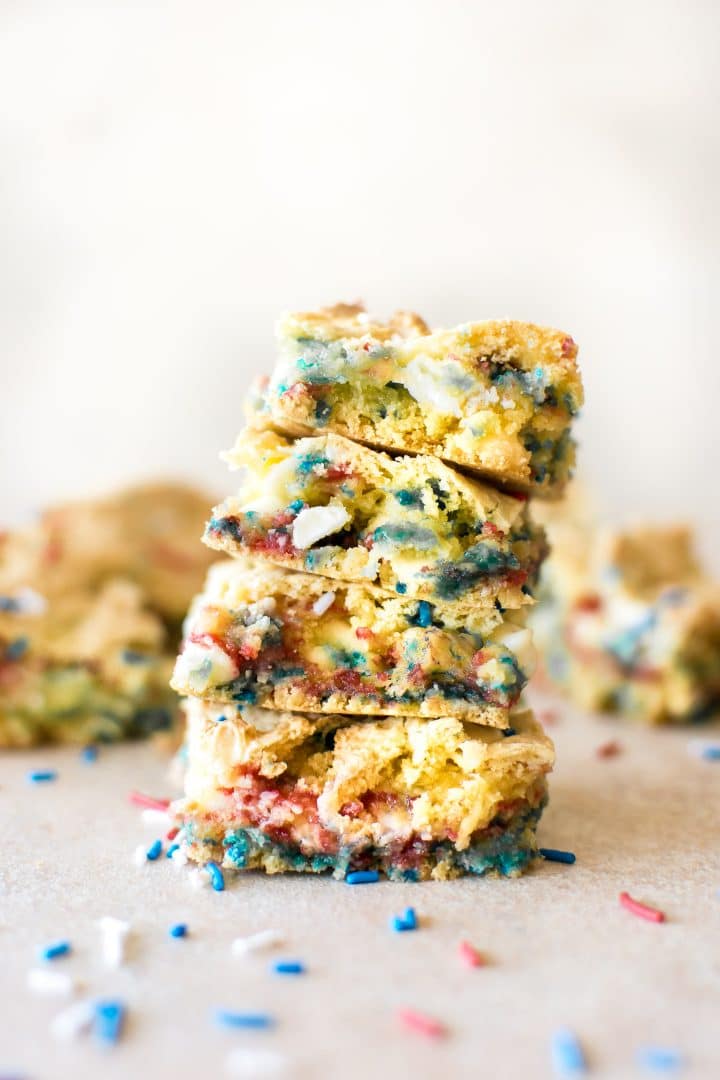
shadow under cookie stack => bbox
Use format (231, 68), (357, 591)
(171, 303), (583, 882)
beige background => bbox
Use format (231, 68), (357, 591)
(1, 1), (719, 564)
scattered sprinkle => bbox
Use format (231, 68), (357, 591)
(215, 1010), (275, 1030)
(345, 870), (379, 885)
(540, 848), (576, 865)
(312, 591), (336, 616)
(166, 826), (180, 841)
(391, 907), (418, 932)
(551, 1028), (587, 1075)
(637, 1046), (683, 1072)
(93, 1000), (126, 1044)
(145, 839), (163, 861)
(27, 968), (77, 996)
(397, 1007), (446, 1039)
(224, 1047), (289, 1076)
(51, 1000), (94, 1041)
(27, 769), (57, 783)
(458, 940), (486, 967)
(619, 891), (665, 923)
(272, 960), (305, 975)
(129, 790), (170, 812)
(596, 740), (622, 759)
(206, 861), (225, 891)
(232, 930), (282, 956)
(169, 923), (188, 939)
(38, 940), (71, 962)
(97, 917), (131, 969)
(80, 745), (98, 763)
(166, 843), (180, 859)
(701, 746), (720, 762)
(188, 867), (210, 889)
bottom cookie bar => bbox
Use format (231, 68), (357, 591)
(174, 700), (553, 881)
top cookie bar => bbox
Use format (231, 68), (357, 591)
(250, 303), (583, 497)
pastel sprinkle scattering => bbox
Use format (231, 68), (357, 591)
(458, 940), (485, 968)
(97, 917), (131, 969)
(231, 930), (282, 956)
(206, 861), (225, 891)
(637, 1046), (683, 1072)
(27, 770), (57, 783)
(551, 1028), (587, 1075)
(391, 907), (418, 932)
(596, 740), (622, 759)
(80, 745), (98, 763)
(93, 1000), (126, 1044)
(619, 891), (665, 923)
(39, 940), (71, 961)
(540, 848), (576, 865)
(26, 968), (77, 996)
(224, 1047), (289, 1076)
(51, 1000), (94, 1041)
(215, 1010), (275, 1030)
(129, 790), (170, 812)
(397, 1007), (446, 1039)
(272, 960), (305, 975)
(345, 870), (379, 884)
(169, 923), (188, 938)
(145, 839), (163, 861)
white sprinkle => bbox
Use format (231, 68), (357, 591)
(27, 968), (78, 996)
(500, 397), (516, 410)
(231, 929), (282, 956)
(97, 916), (131, 969)
(133, 843), (149, 867)
(312, 592), (336, 616)
(188, 867), (211, 890)
(15, 587), (47, 615)
(170, 845), (189, 868)
(51, 1000), (94, 1041)
(225, 1047), (289, 1077)
(140, 808), (172, 827)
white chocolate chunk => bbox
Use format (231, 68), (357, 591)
(291, 505), (350, 549)
(174, 640), (239, 692)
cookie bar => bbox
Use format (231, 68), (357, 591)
(250, 303), (582, 496)
(174, 699), (554, 881)
(205, 429), (547, 612)
(0, 579), (175, 746)
(171, 556), (535, 726)
(532, 523), (720, 723)
(2, 481), (218, 626)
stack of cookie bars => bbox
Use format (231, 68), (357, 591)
(172, 304), (583, 881)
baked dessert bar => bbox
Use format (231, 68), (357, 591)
(171, 556), (535, 726)
(250, 303), (582, 497)
(174, 699), (554, 881)
(205, 429), (546, 612)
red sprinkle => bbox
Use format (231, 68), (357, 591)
(458, 940), (486, 968)
(596, 740), (622, 759)
(166, 826), (180, 841)
(619, 891), (665, 923)
(397, 1008), (446, 1039)
(129, 791), (171, 812)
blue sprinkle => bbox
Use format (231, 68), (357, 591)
(80, 745), (98, 763)
(701, 746), (720, 761)
(503, 727), (517, 738)
(540, 848), (576, 864)
(637, 1046), (683, 1072)
(215, 714), (227, 723)
(416, 601), (433, 627)
(391, 907), (418, 932)
(206, 861), (225, 891)
(395, 582), (407, 594)
(93, 1000), (126, 1044)
(272, 960), (305, 975)
(121, 648), (148, 664)
(288, 499), (304, 513)
(39, 940), (71, 961)
(0, 594), (19, 611)
(214, 1010), (274, 1030)
(146, 839), (163, 861)
(169, 923), (188, 938)
(551, 1028), (586, 1075)
(345, 870), (380, 885)
(27, 770), (57, 783)
(6, 636), (29, 660)
(166, 843), (180, 859)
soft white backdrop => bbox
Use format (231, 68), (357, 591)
(2, 1), (719, 565)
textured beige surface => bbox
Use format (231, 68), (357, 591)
(1, 690), (719, 1079)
